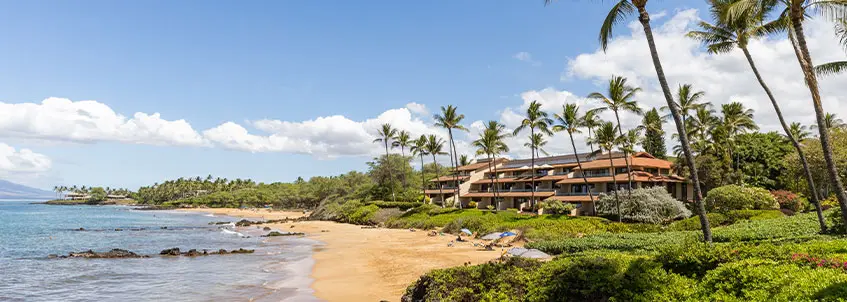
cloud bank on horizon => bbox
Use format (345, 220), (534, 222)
(1, 9), (845, 184)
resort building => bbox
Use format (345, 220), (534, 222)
(424, 158), (506, 205)
(64, 192), (91, 200)
(426, 152), (693, 216)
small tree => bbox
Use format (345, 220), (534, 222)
(596, 187), (691, 224)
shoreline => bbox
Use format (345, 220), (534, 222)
(178, 208), (503, 301)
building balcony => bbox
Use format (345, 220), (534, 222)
(556, 191), (600, 196)
(469, 188), (556, 193)
(574, 173), (612, 178)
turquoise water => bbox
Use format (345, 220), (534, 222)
(0, 200), (318, 301)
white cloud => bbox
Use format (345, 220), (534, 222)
(405, 102), (430, 116)
(0, 143), (51, 173)
(0, 97), (207, 146)
(513, 51), (541, 66)
(565, 8), (847, 145)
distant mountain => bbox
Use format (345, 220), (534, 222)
(0, 180), (54, 199)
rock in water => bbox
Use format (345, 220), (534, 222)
(229, 248), (254, 254)
(159, 248), (180, 256)
(67, 249), (147, 258)
(183, 249), (203, 257)
(263, 226), (271, 231)
(261, 231), (305, 237)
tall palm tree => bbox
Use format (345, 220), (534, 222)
(588, 122), (623, 222)
(688, 107), (721, 155)
(721, 102), (758, 181)
(545, 0), (712, 241)
(729, 0), (847, 230)
(690, 0), (826, 231)
(588, 75), (643, 192)
(473, 124), (510, 211)
(424, 135), (448, 206)
(410, 135), (429, 197)
(373, 123), (398, 201)
(513, 100), (553, 209)
(582, 110), (603, 153)
(484, 120), (511, 209)
(553, 104), (597, 213)
(662, 84), (709, 126)
(434, 105), (468, 208)
(392, 130), (412, 157)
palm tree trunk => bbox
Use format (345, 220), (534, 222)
(613, 111), (634, 193)
(420, 154), (426, 200)
(448, 128), (461, 209)
(608, 150), (621, 222)
(432, 154), (443, 205)
(385, 141), (396, 202)
(637, 5), (711, 242)
(741, 46), (827, 232)
(530, 128), (536, 212)
(487, 153), (495, 210)
(401, 147), (407, 190)
(569, 131), (596, 215)
(587, 127), (596, 153)
(493, 154), (500, 212)
(789, 7), (847, 228)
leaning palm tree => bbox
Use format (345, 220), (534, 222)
(373, 123), (398, 201)
(513, 100), (553, 209)
(553, 103), (597, 213)
(588, 75), (643, 192)
(434, 105), (468, 208)
(588, 122), (623, 222)
(582, 110), (603, 153)
(729, 0), (847, 231)
(410, 135), (429, 197)
(690, 0), (826, 231)
(424, 134), (448, 207)
(392, 130), (412, 157)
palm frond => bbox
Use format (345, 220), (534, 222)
(815, 61), (847, 76)
(600, 0), (636, 52)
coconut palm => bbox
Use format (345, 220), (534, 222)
(373, 123), (398, 201)
(721, 102), (759, 178)
(434, 105), (468, 208)
(513, 100), (553, 209)
(473, 123), (510, 211)
(410, 135), (429, 196)
(582, 110), (603, 153)
(588, 75), (643, 192)
(789, 122), (812, 141)
(524, 133), (550, 158)
(728, 0), (847, 231)
(815, 18), (847, 76)
(424, 134), (448, 206)
(484, 120), (511, 209)
(690, 0), (826, 231)
(588, 122), (623, 222)
(662, 84), (709, 126)
(812, 112), (847, 130)
(392, 130), (412, 157)
(560, 0), (713, 242)
(459, 155), (470, 166)
(553, 103), (597, 213)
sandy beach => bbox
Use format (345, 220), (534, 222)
(178, 208), (503, 301)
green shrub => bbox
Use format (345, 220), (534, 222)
(696, 259), (847, 301)
(725, 209), (784, 221)
(595, 187), (691, 224)
(704, 185), (778, 213)
(667, 213), (728, 231)
(822, 196), (839, 210)
(540, 200), (576, 215)
(367, 201), (422, 210)
(467, 201), (478, 209)
(526, 232), (699, 254)
(827, 208), (846, 234)
(712, 212), (821, 242)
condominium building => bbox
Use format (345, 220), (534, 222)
(425, 152), (693, 215)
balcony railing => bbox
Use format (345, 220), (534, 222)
(469, 188), (556, 193)
(552, 171), (570, 176)
(575, 172), (611, 178)
(556, 191), (600, 196)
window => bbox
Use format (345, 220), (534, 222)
(615, 167), (629, 174)
(645, 168), (659, 175)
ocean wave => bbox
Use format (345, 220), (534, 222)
(221, 228), (248, 238)
(204, 213), (215, 217)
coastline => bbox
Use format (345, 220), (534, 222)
(178, 208), (503, 301)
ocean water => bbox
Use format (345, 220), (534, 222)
(0, 200), (319, 301)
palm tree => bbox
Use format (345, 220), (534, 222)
(662, 84), (708, 126)
(812, 112), (846, 130)
(524, 133), (550, 158)
(473, 123), (510, 211)
(410, 135), (429, 197)
(424, 135), (448, 207)
(588, 122), (623, 222)
(513, 100), (553, 209)
(484, 120), (511, 209)
(690, 0), (826, 231)
(582, 110), (603, 153)
(553, 104), (597, 213)
(434, 105), (468, 208)
(393, 130), (412, 157)
(459, 155), (471, 166)
(588, 75), (643, 192)
(728, 0), (847, 231)
(373, 123), (398, 201)
(721, 102), (758, 180)
(789, 122), (811, 141)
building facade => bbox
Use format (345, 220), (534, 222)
(425, 152), (694, 215)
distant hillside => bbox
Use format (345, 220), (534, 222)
(0, 180), (54, 199)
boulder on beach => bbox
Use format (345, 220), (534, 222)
(235, 219), (256, 227)
(159, 248), (181, 256)
(261, 231), (305, 237)
(66, 249), (148, 259)
(263, 226), (271, 231)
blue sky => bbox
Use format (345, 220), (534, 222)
(3, 0), (845, 190)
